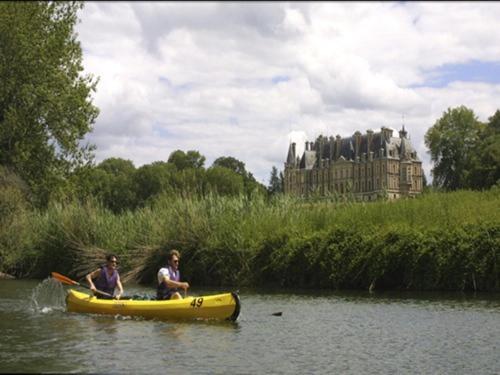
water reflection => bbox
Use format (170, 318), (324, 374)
(1, 280), (499, 374)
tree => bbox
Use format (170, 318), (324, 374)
(212, 156), (247, 176)
(0, 166), (29, 218)
(97, 158), (135, 176)
(212, 155), (265, 197)
(267, 166), (283, 195)
(0, 2), (99, 206)
(424, 106), (483, 190)
(134, 161), (176, 205)
(171, 168), (207, 197)
(167, 150), (205, 170)
(244, 173), (267, 198)
(93, 158), (137, 212)
(206, 166), (244, 196)
(467, 110), (500, 189)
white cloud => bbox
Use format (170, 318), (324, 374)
(76, 2), (500, 184)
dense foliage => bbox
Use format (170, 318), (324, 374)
(1, 189), (499, 292)
(425, 106), (500, 190)
(61, 152), (267, 213)
(0, 1), (99, 207)
(267, 166), (284, 196)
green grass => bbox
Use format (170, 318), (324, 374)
(1, 188), (499, 291)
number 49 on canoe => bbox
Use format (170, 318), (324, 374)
(190, 298), (204, 308)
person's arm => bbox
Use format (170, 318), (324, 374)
(85, 269), (101, 292)
(115, 275), (124, 299)
(161, 275), (189, 291)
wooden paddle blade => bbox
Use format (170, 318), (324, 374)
(51, 272), (78, 286)
(52, 271), (115, 299)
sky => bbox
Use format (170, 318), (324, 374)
(76, 2), (500, 185)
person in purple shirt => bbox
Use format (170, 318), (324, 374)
(157, 249), (190, 300)
(86, 254), (124, 299)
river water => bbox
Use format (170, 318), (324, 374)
(1, 279), (499, 374)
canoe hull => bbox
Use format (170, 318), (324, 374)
(66, 289), (240, 321)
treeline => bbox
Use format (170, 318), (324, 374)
(65, 151), (268, 213)
(0, 150), (274, 215)
(425, 106), (500, 190)
(1, 189), (499, 291)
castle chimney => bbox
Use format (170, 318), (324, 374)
(335, 135), (341, 159)
(354, 131), (361, 158)
(381, 126), (393, 142)
(329, 136), (334, 161)
(366, 129), (374, 156)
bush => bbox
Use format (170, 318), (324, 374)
(3, 189), (500, 291)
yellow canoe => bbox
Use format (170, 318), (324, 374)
(66, 289), (241, 321)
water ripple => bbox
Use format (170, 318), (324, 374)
(1, 282), (499, 374)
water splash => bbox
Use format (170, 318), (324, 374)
(30, 277), (67, 313)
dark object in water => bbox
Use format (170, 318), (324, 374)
(272, 312), (282, 316)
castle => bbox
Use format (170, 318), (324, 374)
(283, 126), (423, 200)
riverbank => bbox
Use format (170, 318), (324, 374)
(1, 188), (499, 291)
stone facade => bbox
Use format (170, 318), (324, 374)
(283, 127), (423, 200)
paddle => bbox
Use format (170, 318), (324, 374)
(51, 272), (114, 298)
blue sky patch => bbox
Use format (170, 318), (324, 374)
(152, 123), (174, 138)
(158, 76), (193, 91)
(159, 76), (172, 86)
(228, 116), (239, 126)
(415, 60), (500, 88)
(271, 75), (290, 84)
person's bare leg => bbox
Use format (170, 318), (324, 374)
(171, 292), (182, 300)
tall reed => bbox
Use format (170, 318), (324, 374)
(2, 188), (499, 291)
